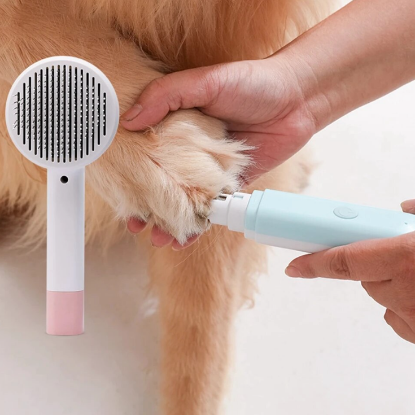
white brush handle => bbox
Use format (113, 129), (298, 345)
(46, 168), (84, 335)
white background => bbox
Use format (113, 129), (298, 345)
(1, 1), (415, 413)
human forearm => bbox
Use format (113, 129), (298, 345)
(272, 0), (415, 131)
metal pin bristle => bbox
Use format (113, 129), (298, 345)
(14, 63), (106, 162)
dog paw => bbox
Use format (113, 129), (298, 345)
(87, 110), (250, 243)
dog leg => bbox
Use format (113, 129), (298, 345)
(148, 154), (311, 415)
(149, 229), (264, 415)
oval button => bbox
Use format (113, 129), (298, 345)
(333, 206), (359, 219)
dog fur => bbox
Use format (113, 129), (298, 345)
(0, 0), (330, 413)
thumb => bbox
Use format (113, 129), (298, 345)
(285, 236), (408, 282)
(120, 65), (223, 131)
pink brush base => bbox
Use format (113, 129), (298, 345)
(46, 291), (84, 335)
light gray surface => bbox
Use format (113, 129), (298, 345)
(227, 81), (415, 414)
(0, 239), (160, 414)
(1, 84), (415, 414)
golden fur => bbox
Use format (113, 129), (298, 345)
(0, 0), (331, 413)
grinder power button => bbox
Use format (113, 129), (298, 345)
(333, 206), (359, 220)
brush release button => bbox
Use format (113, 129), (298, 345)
(334, 206), (359, 219)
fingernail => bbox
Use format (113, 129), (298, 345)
(127, 218), (147, 234)
(285, 266), (303, 278)
(121, 103), (143, 122)
(172, 241), (188, 251)
(172, 235), (200, 251)
(401, 200), (415, 213)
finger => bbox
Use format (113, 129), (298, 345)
(172, 234), (200, 251)
(126, 218), (147, 234)
(286, 236), (408, 282)
(151, 226), (175, 247)
(361, 280), (394, 309)
(384, 309), (415, 344)
(120, 65), (224, 131)
(401, 199), (415, 214)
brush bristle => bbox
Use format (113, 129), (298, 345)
(13, 64), (107, 163)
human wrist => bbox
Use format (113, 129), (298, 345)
(268, 0), (415, 134)
(268, 50), (333, 134)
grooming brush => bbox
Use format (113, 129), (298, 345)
(6, 56), (119, 335)
(209, 190), (415, 253)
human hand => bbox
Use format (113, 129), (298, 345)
(121, 58), (316, 182)
(122, 57), (318, 247)
(285, 199), (415, 344)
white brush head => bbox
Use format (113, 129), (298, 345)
(5, 56), (119, 169)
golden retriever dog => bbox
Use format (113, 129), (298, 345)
(0, 0), (331, 413)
